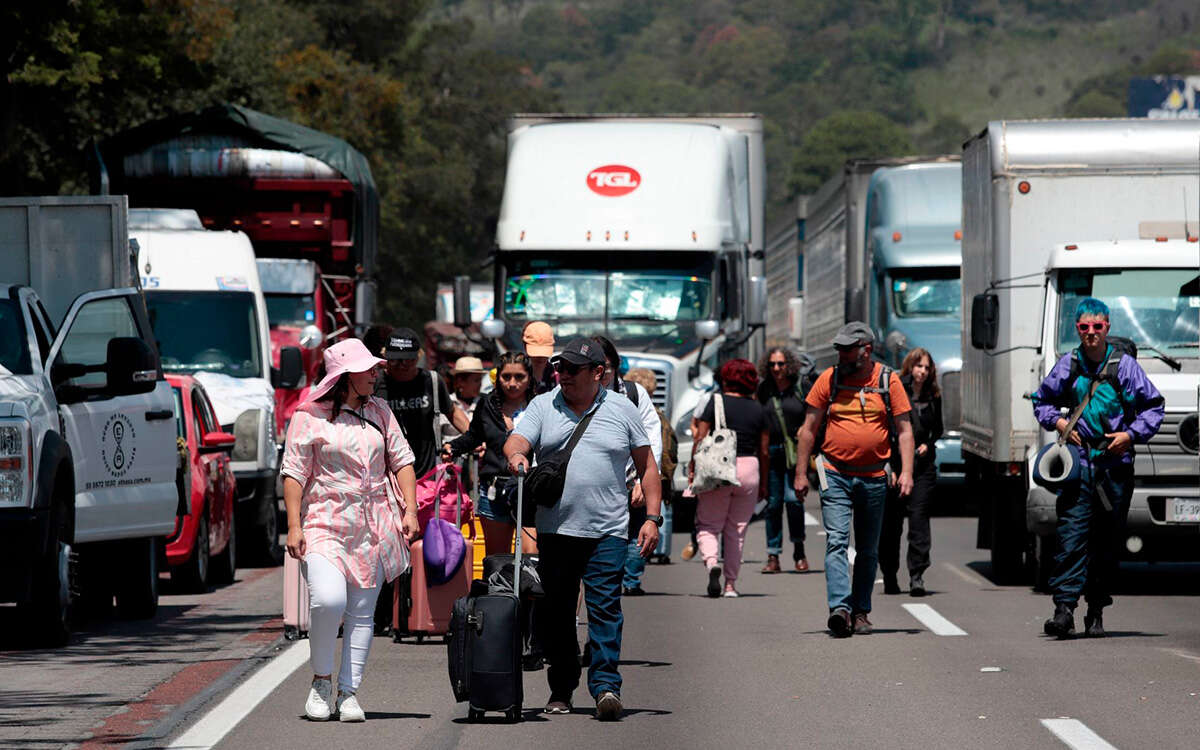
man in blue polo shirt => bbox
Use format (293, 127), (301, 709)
(504, 338), (663, 721)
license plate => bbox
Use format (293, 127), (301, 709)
(1167, 498), (1200, 523)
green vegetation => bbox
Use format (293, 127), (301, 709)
(3, 1), (1198, 322)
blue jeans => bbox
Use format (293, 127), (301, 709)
(820, 470), (888, 614)
(537, 533), (626, 699)
(1051, 462), (1133, 610)
(765, 446), (806, 557)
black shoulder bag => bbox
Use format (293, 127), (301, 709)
(524, 403), (601, 507)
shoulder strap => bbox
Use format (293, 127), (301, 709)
(430, 369), (441, 434)
(625, 381), (640, 407)
(714, 393), (727, 431)
(878, 366), (893, 412)
(564, 401), (601, 454)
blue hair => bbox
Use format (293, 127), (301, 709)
(1074, 297), (1109, 322)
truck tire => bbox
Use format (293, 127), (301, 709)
(210, 510), (237, 585)
(989, 478), (1029, 585)
(23, 503), (75, 647)
(116, 537), (160, 619)
(171, 512), (210, 593)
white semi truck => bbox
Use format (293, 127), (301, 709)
(0, 196), (178, 645)
(487, 114), (768, 491)
(962, 119), (1200, 584)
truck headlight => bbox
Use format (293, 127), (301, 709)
(0, 422), (32, 506)
(232, 409), (261, 462)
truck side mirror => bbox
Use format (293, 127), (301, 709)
(689, 319), (721, 380)
(970, 293), (999, 350)
(273, 346), (304, 389)
(481, 319), (506, 339)
(747, 276), (767, 328)
(452, 275), (473, 328)
(106, 337), (158, 396)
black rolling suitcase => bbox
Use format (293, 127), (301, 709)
(448, 468), (525, 722)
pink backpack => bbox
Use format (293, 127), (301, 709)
(415, 463), (474, 530)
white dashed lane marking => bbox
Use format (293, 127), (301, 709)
(804, 511), (820, 526)
(901, 603), (968, 636)
(1039, 718), (1119, 750)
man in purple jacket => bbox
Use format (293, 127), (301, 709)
(1031, 297), (1164, 639)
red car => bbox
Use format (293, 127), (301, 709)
(166, 375), (237, 591)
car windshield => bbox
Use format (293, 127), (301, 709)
(265, 293), (316, 328)
(145, 291), (263, 377)
(891, 267), (961, 317)
(0, 300), (32, 375)
(1055, 268), (1200, 356)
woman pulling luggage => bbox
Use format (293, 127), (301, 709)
(879, 347), (943, 597)
(442, 351), (538, 556)
(281, 339), (419, 722)
(689, 359), (769, 598)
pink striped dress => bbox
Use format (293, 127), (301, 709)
(281, 396), (415, 587)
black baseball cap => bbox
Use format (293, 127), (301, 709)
(384, 327), (421, 360)
(551, 338), (605, 367)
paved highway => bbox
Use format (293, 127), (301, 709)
(3, 512), (1198, 749)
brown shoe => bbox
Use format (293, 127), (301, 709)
(761, 554), (781, 574)
(680, 541), (697, 561)
(794, 558), (809, 572)
(852, 613), (873, 635)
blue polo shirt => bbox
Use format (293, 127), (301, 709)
(514, 386), (650, 538)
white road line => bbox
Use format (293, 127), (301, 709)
(1159, 647), (1200, 666)
(943, 561), (991, 587)
(1040, 718), (1119, 750)
(901, 603), (968, 636)
(169, 641), (308, 749)
(805, 511), (820, 526)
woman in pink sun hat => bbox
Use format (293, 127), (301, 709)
(281, 338), (419, 722)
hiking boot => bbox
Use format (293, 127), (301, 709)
(595, 691), (622, 721)
(1084, 609), (1105, 638)
(761, 554), (782, 574)
(852, 612), (873, 635)
(827, 608), (853, 638)
(681, 541), (697, 561)
(544, 695), (572, 715)
(883, 574), (901, 595)
(305, 677), (333, 721)
(706, 566), (722, 598)
(909, 574), (926, 597)
(336, 692), (365, 722)
(1043, 603), (1076, 639)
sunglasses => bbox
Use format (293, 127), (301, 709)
(554, 361), (589, 376)
(1076, 322), (1109, 333)
(769, 361), (788, 368)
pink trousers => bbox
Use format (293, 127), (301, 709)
(696, 456), (760, 584)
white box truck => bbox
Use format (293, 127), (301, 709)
(0, 196), (178, 645)
(487, 114), (768, 492)
(131, 209), (298, 565)
(962, 119), (1200, 584)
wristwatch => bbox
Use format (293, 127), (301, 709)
(644, 514), (664, 527)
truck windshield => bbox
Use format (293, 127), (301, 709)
(504, 268), (712, 340)
(145, 291), (263, 377)
(0, 300), (32, 375)
(265, 293), (317, 328)
(1056, 269), (1200, 356)
(890, 267), (961, 317)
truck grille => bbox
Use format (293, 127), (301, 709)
(1148, 412), (1199, 457)
(627, 361), (671, 412)
(940, 371), (961, 432)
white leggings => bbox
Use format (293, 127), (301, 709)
(304, 553), (382, 693)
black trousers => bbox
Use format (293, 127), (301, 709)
(879, 461), (937, 580)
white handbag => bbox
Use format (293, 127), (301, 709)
(691, 394), (740, 493)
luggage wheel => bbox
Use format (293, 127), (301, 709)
(468, 708), (484, 722)
(506, 707), (522, 723)
(415, 633), (426, 643)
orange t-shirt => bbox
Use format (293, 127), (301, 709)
(805, 363), (911, 477)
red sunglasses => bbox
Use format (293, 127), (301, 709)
(1076, 321), (1109, 333)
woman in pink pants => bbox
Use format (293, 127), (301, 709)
(688, 359), (769, 598)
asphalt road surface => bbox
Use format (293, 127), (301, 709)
(3, 511), (1199, 749)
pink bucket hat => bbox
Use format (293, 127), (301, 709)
(306, 339), (385, 403)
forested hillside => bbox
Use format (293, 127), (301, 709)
(4, 1), (1198, 323)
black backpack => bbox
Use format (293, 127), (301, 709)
(812, 363), (897, 464)
(1066, 336), (1135, 420)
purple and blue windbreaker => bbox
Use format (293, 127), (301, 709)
(1031, 346), (1165, 468)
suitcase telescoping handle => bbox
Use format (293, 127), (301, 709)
(514, 465), (525, 598)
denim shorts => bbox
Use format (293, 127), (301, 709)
(476, 476), (518, 523)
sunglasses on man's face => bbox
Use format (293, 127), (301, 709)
(1077, 322), (1109, 333)
(554, 361), (588, 376)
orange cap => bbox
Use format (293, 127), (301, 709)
(522, 321), (555, 357)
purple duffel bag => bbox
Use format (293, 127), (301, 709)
(422, 517), (466, 585)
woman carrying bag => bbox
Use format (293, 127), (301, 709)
(756, 347), (813, 573)
(281, 339), (420, 723)
(689, 359), (769, 598)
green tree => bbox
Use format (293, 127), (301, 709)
(788, 110), (914, 196)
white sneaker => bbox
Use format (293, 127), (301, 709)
(305, 678), (333, 721)
(722, 587), (739, 598)
(337, 692), (365, 722)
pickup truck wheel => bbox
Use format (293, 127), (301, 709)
(171, 512), (210, 593)
(238, 491), (283, 567)
(116, 538), (159, 619)
(23, 505), (74, 647)
(210, 510), (237, 585)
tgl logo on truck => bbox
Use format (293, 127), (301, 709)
(587, 165), (641, 197)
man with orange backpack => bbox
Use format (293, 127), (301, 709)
(794, 322), (915, 638)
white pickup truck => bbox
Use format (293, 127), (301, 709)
(0, 196), (177, 646)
